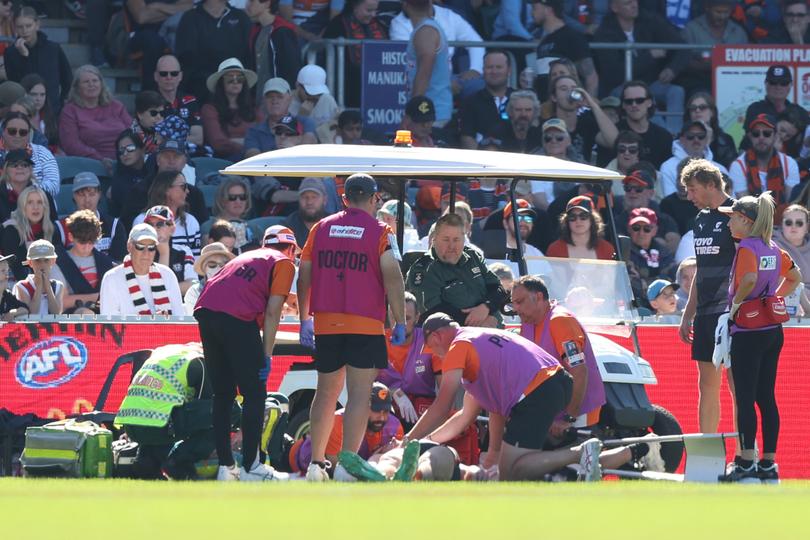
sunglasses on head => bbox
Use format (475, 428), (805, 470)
(517, 215), (534, 223)
(117, 144), (137, 156)
(623, 184), (647, 194)
(750, 129), (773, 138)
(684, 132), (707, 141)
(567, 212), (590, 222)
(617, 145), (639, 154)
(622, 97), (648, 106)
(784, 219), (805, 227)
(767, 80), (791, 87)
(688, 103), (709, 112)
(147, 109), (164, 118)
(227, 194), (248, 202)
(6, 127), (29, 137)
(544, 134), (565, 143)
(158, 70), (180, 77)
(133, 243), (157, 252)
(149, 220), (174, 228)
(631, 224), (653, 233)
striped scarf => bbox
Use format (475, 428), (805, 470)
(123, 256), (171, 315)
(745, 149), (785, 204)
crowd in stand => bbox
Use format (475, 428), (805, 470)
(0, 0), (808, 317)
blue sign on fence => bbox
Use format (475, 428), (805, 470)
(361, 41), (409, 135)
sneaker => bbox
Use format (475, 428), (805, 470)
(337, 451), (386, 482)
(216, 464), (240, 481)
(579, 438), (603, 482)
(392, 440), (420, 481)
(240, 462), (289, 482)
(638, 434), (665, 472)
(719, 460), (759, 483)
(757, 461), (780, 485)
(305, 461), (330, 482)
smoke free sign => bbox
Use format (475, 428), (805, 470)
(362, 41), (408, 135)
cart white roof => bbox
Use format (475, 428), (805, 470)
(223, 144), (624, 181)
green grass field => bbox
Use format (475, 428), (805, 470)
(3, 480), (810, 539)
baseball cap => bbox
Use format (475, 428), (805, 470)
(718, 196), (759, 222)
(765, 65), (792, 84)
(72, 172), (101, 193)
(0, 81), (25, 108)
(647, 279), (679, 301)
(503, 199), (533, 219)
(542, 118), (568, 134)
(405, 95), (436, 123)
(158, 139), (186, 155)
(421, 312), (457, 341)
(533, 0), (564, 8)
(370, 382), (393, 412)
(128, 223), (159, 244)
(599, 96), (621, 109)
(629, 207), (658, 227)
(274, 115), (303, 135)
(145, 205), (174, 223)
(193, 242), (234, 276)
(377, 199), (413, 227)
(344, 173), (378, 197)
(297, 64), (329, 96)
(680, 120), (708, 136)
(748, 113), (775, 131)
(23, 239), (56, 264)
(263, 77), (291, 96)
(3, 148), (34, 167)
(566, 195), (595, 214)
(623, 169), (655, 190)
(263, 224), (300, 251)
(298, 177), (326, 197)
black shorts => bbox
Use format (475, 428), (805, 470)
(314, 333), (388, 373)
(692, 312), (723, 363)
(503, 370), (572, 450)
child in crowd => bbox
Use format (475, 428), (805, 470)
(13, 240), (64, 315)
(0, 254), (28, 320)
(335, 110), (370, 145)
(647, 279), (680, 317)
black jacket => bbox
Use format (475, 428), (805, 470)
(593, 11), (691, 95)
(55, 245), (115, 295)
(0, 183), (58, 225)
(4, 31), (72, 111)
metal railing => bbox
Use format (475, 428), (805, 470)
(302, 38), (713, 108)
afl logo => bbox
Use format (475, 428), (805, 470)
(15, 337), (88, 389)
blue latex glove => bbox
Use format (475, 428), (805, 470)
(300, 319), (315, 349)
(391, 323), (407, 345)
(258, 354), (271, 381)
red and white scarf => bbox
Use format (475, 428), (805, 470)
(123, 256), (171, 315)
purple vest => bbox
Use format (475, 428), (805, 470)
(310, 208), (387, 321)
(520, 304), (606, 417)
(195, 248), (289, 321)
(377, 327), (436, 398)
(295, 409), (402, 469)
(453, 328), (560, 417)
(728, 237), (784, 334)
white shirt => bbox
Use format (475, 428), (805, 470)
(99, 263), (184, 316)
(13, 276), (64, 315)
(133, 213), (202, 256)
(389, 5), (485, 73)
(675, 230), (695, 265)
(728, 151), (800, 197)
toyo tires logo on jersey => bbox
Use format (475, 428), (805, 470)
(15, 337), (89, 389)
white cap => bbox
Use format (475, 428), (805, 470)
(128, 223), (159, 244)
(297, 64), (329, 96)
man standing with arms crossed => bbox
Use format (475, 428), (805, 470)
(678, 160), (738, 437)
(298, 173), (407, 481)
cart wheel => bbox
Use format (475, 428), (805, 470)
(650, 404), (684, 472)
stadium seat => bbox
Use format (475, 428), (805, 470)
(198, 184), (218, 211)
(193, 157), (233, 182)
(248, 216), (286, 233)
(56, 156), (109, 183)
(480, 229), (507, 259)
(55, 184), (76, 217)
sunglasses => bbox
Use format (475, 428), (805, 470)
(273, 128), (296, 137)
(227, 194), (248, 202)
(617, 145), (639, 154)
(6, 127), (29, 137)
(767, 80), (791, 87)
(783, 219), (806, 227)
(750, 130), (773, 138)
(117, 144), (137, 156)
(8, 161), (31, 168)
(622, 97), (648, 106)
(544, 134), (565, 143)
(567, 212), (590, 222)
(158, 70), (180, 77)
(172, 182), (189, 191)
(225, 74), (246, 84)
(684, 132), (707, 141)
(688, 103), (709, 112)
(132, 243), (157, 252)
(149, 220), (174, 228)
(206, 261), (225, 269)
(785, 11), (807, 17)
(517, 215), (534, 223)
(623, 185), (647, 193)
(631, 225), (653, 233)
(147, 109), (164, 118)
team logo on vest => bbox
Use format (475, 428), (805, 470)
(15, 337), (89, 389)
(759, 255), (777, 270)
(329, 225), (365, 239)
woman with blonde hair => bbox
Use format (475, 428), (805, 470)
(202, 176), (259, 253)
(59, 64), (132, 164)
(718, 192), (802, 483)
(773, 203), (810, 314)
(1, 185), (57, 280)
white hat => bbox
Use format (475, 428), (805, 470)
(263, 77), (291, 96)
(128, 223), (159, 244)
(206, 58), (258, 94)
(297, 64), (329, 96)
